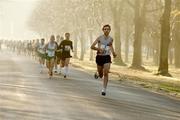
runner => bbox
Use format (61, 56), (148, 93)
(59, 33), (73, 78)
(27, 40), (32, 56)
(34, 39), (40, 60)
(90, 24), (117, 96)
(45, 35), (57, 78)
(56, 36), (64, 74)
(53, 35), (60, 73)
(32, 40), (36, 59)
(37, 38), (46, 73)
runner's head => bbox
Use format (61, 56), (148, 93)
(102, 24), (111, 36)
(60, 36), (64, 41)
(65, 33), (70, 40)
(36, 39), (39, 43)
(56, 35), (60, 43)
(50, 35), (55, 43)
(41, 38), (45, 44)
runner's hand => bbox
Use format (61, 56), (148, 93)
(98, 48), (105, 54)
(113, 52), (117, 58)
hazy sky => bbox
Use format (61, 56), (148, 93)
(0, 0), (40, 40)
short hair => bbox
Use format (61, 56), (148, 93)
(56, 35), (60, 38)
(50, 35), (55, 40)
(65, 33), (70, 36)
(60, 36), (64, 40)
(102, 24), (111, 30)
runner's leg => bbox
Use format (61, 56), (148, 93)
(49, 58), (55, 76)
(101, 63), (111, 96)
(64, 58), (70, 78)
(97, 65), (103, 78)
(54, 57), (58, 73)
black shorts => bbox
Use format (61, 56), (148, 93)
(96, 55), (111, 66)
(55, 52), (62, 58)
(61, 56), (72, 61)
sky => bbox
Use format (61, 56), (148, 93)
(0, 0), (40, 40)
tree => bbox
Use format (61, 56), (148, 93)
(158, 0), (172, 76)
(131, 0), (148, 70)
(145, 0), (163, 66)
(110, 0), (126, 66)
(173, 0), (180, 68)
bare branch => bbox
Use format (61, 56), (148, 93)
(146, 6), (164, 13)
(126, 0), (135, 9)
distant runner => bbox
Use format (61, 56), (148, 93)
(45, 35), (57, 78)
(54, 35), (61, 73)
(59, 33), (73, 78)
(37, 38), (46, 73)
(56, 36), (64, 74)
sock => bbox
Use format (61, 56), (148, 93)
(39, 64), (42, 69)
(59, 66), (62, 73)
(102, 87), (106, 93)
(39, 64), (43, 73)
(41, 64), (44, 68)
(61, 67), (65, 75)
(65, 66), (69, 76)
(54, 66), (57, 71)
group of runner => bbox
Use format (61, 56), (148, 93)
(2, 24), (117, 96)
(38, 33), (73, 79)
(5, 39), (37, 56)
(3, 33), (73, 79)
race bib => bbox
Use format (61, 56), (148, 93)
(105, 46), (110, 54)
(39, 49), (45, 54)
(65, 45), (71, 51)
(100, 45), (105, 49)
(48, 51), (55, 57)
(100, 45), (110, 54)
(105, 46), (110, 51)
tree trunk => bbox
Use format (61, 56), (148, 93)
(113, 20), (125, 66)
(168, 43), (173, 65)
(131, 0), (146, 70)
(146, 47), (150, 60)
(174, 26), (180, 68)
(152, 32), (160, 66)
(112, 1), (126, 66)
(80, 29), (85, 61)
(89, 30), (94, 61)
(158, 0), (172, 76)
(174, 0), (180, 68)
(73, 31), (78, 59)
(125, 24), (130, 63)
(153, 48), (159, 66)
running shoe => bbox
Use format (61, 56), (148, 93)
(101, 88), (106, 96)
(94, 72), (99, 79)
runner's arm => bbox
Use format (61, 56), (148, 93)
(55, 44), (58, 51)
(71, 41), (73, 52)
(110, 40), (117, 58)
(44, 44), (48, 51)
(90, 38), (100, 51)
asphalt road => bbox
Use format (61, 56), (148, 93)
(0, 50), (180, 120)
